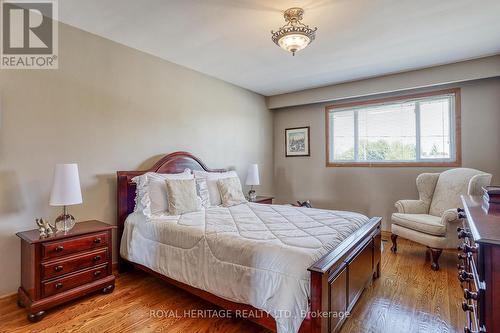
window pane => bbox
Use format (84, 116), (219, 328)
(357, 103), (416, 161)
(419, 98), (451, 159)
(328, 92), (455, 165)
(331, 111), (354, 160)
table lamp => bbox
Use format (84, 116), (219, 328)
(245, 164), (260, 201)
(49, 163), (82, 232)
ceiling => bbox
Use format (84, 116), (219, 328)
(58, 0), (500, 96)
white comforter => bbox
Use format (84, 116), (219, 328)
(120, 203), (369, 333)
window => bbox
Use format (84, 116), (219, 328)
(326, 89), (461, 166)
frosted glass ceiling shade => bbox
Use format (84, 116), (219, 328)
(271, 7), (317, 56)
(49, 164), (83, 206)
(278, 34), (311, 54)
(245, 164), (260, 186)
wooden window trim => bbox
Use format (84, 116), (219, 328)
(325, 88), (462, 167)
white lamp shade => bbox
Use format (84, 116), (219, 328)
(49, 164), (83, 206)
(245, 164), (260, 186)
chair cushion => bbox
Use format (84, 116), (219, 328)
(392, 213), (446, 236)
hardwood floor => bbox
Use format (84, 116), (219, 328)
(0, 238), (463, 333)
(340, 238), (464, 333)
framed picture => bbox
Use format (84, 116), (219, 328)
(285, 126), (310, 157)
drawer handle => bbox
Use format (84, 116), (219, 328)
(93, 270), (102, 277)
(458, 270), (474, 282)
(464, 244), (477, 254)
(458, 244), (477, 254)
(55, 245), (64, 252)
(461, 301), (474, 312)
(54, 265), (63, 272)
(55, 282), (63, 289)
(93, 238), (101, 244)
(464, 288), (478, 300)
(93, 255), (102, 262)
(458, 230), (471, 239)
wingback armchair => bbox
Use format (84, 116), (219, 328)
(391, 168), (492, 271)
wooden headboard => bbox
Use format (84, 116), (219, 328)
(116, 151), (226, 264)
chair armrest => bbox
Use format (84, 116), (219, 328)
(395, 200), (428, 214)
(441, 208), (459, 224)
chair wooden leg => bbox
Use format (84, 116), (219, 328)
(428, 247), (443, 271)
(390, 234), (398, 253)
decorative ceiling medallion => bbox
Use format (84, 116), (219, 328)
(271, 7), (317, 56)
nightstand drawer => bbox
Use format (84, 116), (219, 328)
(257, 198), (273, 204)
(42, 232), (108, 259)
(42, 264), (108, 297)
(250, 196), (274, 204)
(42, 248), (108, 280)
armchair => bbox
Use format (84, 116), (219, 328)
(391, 168), (492, 270)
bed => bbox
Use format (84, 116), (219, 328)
(117, 152), (382, 333)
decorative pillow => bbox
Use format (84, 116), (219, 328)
(193, 170), (238, 206)
(217, 177), (247, 207)
(132, 169), (192, 216)
(132, 173), (149, 214)
(165, 178), (200, 215)
(196, 177), (210, 208)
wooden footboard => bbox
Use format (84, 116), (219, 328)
(307, 217), (382, 333)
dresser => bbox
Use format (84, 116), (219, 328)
(16, 220), (116, 322)
(458, 195), (500, 333)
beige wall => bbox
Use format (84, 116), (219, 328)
(0, 24), (273, 296)
(273, 78), (500, 230)
(267, 55), (500, 109)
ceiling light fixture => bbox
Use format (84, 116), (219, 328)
(271, 7), (317, 56)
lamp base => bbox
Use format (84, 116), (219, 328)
(248, 189), (257, 202)
(55, 210), (75, 233)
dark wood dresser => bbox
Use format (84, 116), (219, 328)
(16, 220), (116, 322)
(458, 195), (500, 333)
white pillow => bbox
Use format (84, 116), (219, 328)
(165, 178), (200, 215)
(195, 178), (210, 208)
(193, 170), (238, 206)
(217, 177), (247, 207)
(132, 169), (193, 216)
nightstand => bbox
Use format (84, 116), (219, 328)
(16, 220), (116, 322)
(250, 196), (274, 204)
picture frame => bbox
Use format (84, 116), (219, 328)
(285, 126), (310, 157)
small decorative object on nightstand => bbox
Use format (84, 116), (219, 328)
(16, 220), (115, 322)
(245, 164), (260, 202)
(252, 196), (274, 205)
(49, 164), (83, 232)
(35, 218), (55, 238)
